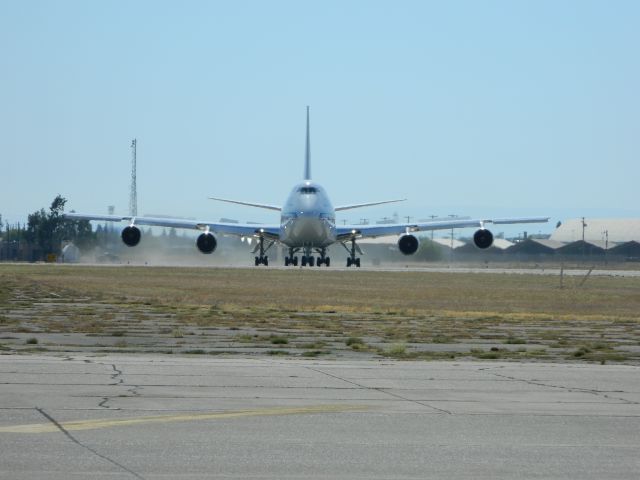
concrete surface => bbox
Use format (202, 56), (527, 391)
(1, 354), (639, 479)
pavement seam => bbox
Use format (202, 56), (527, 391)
(35, 407), (146, 480)
(305, 366), (452, 415)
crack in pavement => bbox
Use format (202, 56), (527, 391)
(305, 366), (452, 415)
(35, 407), (146, 480)
(478, 366), (640, 405)
(109, 364), (124, 385)
(96, 363), (141, 410)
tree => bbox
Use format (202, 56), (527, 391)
(25, 207), (52, 257)
(25, 195), (96, 259)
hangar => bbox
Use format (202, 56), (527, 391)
(556, 240), (606, 256)
(608, 241), (640, 261)
(505, 239), (565, 256)
(551, 218), (640, 244)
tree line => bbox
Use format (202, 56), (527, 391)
(0, 195), (95, 261)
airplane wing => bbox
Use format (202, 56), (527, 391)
(208, 197), (281, 211)
(63, 213), (280, 239)
(337, 216), (549, 240)
(334, 199), (406, 211)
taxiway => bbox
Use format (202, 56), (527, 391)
(1, 355), (638, 479)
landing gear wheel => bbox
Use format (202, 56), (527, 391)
(308, 256), (315, 267)
(355, 258), (361, 267)
(301, 256), (307, 267)
(255, 256), (260, 266)
(326, 257), (330, 267)
(284, 257), (290, 266)
(347, 258), (352, 267)
(293, 256), (298, 266)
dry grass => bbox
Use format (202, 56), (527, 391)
(1, 264), (639, 363)
(2, 264), (638, 316)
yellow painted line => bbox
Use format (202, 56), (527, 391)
(0, 404), (369, 434)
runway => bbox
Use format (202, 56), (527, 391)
(61, 262), (640, 277)
(1, 355), (639, 479)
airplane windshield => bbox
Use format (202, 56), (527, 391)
(299, 187), (317, 194)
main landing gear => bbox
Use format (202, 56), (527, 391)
(342, 237), (362, 268)
(284, 247), (330, 267)
(346, 257), (361, 268)
(253, 235), (274, 266)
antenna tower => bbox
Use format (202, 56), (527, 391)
(129, 139), (138, 216)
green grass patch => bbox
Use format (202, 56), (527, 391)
(269, 336), (289, 345)
(431, 335), (455, 344)
(267, 349), (288, 356)
(298, 341), (327, 349)
(301, 350), (329, 357)
(383, 343), (408, 357)
(470, 348), (502, 359)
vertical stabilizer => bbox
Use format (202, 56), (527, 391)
(304, 106), (311, 180)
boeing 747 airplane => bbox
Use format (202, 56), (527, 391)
(65, 107), (548, 267)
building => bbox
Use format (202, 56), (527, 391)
(551, 218), (640, 244)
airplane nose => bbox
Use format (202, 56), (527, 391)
(289, 216), (323, 241)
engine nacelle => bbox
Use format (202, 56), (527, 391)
(196, 232), (217, 254)
(473, 228), (494, 249)
(121, 226), (141, 247)
(398, 234), (419, 255)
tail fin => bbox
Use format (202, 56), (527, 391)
(304, 106), (311, 180)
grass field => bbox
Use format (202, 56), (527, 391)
(1, 264), (639, 363)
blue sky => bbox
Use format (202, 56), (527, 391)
(2, 1), (638, 236)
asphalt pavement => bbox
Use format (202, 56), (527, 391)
(1, 355), (639, 479)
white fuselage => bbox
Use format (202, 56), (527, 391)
(279, 181), (337, 248)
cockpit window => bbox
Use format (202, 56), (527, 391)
(299, 187), (317, 194)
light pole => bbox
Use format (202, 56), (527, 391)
(581, 217), (588, 259)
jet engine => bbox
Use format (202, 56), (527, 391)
(196, 232), (217, 254)
(473, 229), (494, 249)
(398, 234), (419, 255)
(121, 226), (141, 247)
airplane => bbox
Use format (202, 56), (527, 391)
(65, 107), (548, 267)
